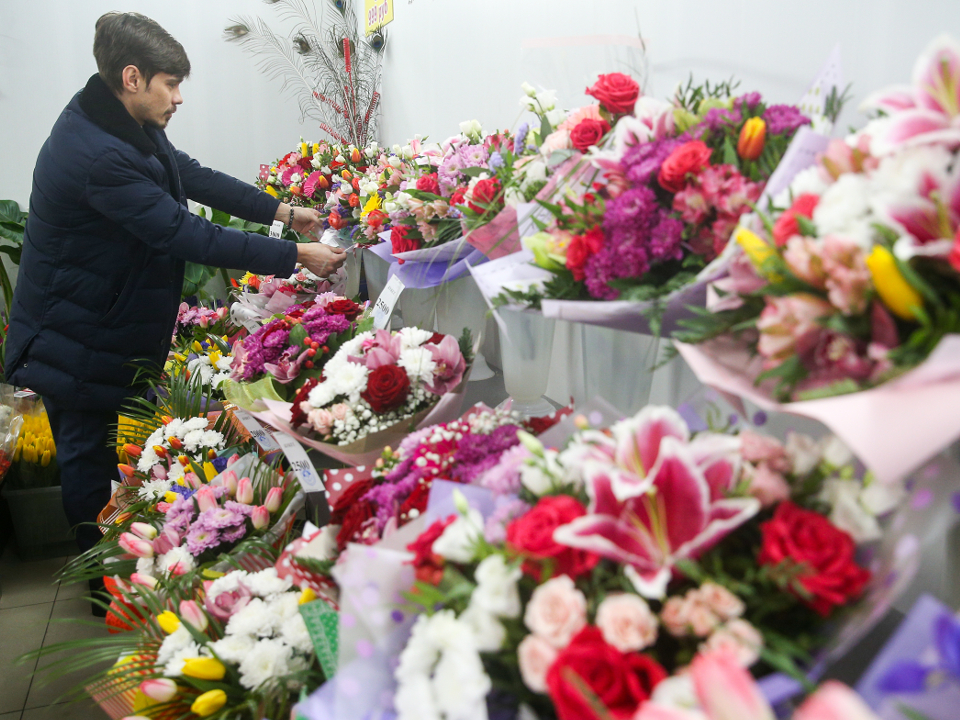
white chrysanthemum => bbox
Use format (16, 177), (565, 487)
(212, 371), (231, 389)
(812, 173), (872, 243)
(215, 356), (233, 372)
(187, 358), (215, 385)
(226, 598), (272, 637)
(135, 556), (156, 576)
(138, 477), (173, 501)
(399, 326), (433, 349)
(307, 380), (337, 409)
(267, 592), (301, 625)
(201, 430), (224, 448)
(328, 362), (369, 402)
(209, 633), (257, 665)
(398, 347), (436, 384)
(280, 613), (314, 654)
(156, 626), (206, 676)
(167, 462), (186, 485)
(207, 570), (247, 598)
(158, 546), (195, 574)
(164, 419), (185, 438)
(237, 638), (294, 690)
(182, 429), (205, 453)
(244, 568), (294, 598)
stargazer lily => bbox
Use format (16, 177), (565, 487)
(861, 34), (960, 154)
(554, 412), (758, 599)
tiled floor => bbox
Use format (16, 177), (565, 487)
(0, 548), (108, 719)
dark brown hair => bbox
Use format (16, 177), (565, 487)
(93, 12), (190, 93)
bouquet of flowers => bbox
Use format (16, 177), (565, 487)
(387, 404), (894, 720)
(223, 295), (367, 410)
(169, 336), (235, 396)
(289, 327), (471, 447)
(172, 302), (233, 347)
(672, 35), (960, 483)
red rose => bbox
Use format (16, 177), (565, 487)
(325, 298), (362, 321)
(569, 118), (611, 153)
(657, 140), (713, 193)
(407, 516), (455, 585)
(585, 72), (640, 115)
(415, 173), (442, 196)
(390, 225), (422, 254)
(398, 480), (437, 526)
(468, 177), (502, 214)
(366, 209), (388, 229)
(506, 495), (600, 580)
(546, 626), (667, 720)
(427, 332), (447, 345)
(758, 501), (871, 616)
(331, 478), (376, 549)
(289, 378), (319, 428)
(772, 193), (820, 247)
(449, 187), (468, 206)
(565, 227), (606, 281)
(361, 365), (410, 413)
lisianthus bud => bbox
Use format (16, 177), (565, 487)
(194, 485), (217, 513)
(236, 477), (254, 504)
(264, 486), (283, 513)
(737, 117), (767, 161)
(181, 657), (226, 680)
(119, 532), (154, 559)
(251, 505), (270, 530)
(156, 610), (181, 634)
(190, 689), (227, 717)
(129, 522), (157, 540)
(139, 678), (177, 703)
(221, 469), (238, 494)
(179, 600), (208, 632)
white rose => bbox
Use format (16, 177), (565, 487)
(785, 431), (821, 476)
(471, 555), (522, 618)
(432, 509), (484, 563)
(820, 478), (881, 543)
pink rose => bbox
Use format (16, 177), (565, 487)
(523, 575), (588, 648)
(691, 582), (745, 622)
(739, 431), (790, 474)
(743, 462), (792, 508)
(595, 593), (658, 652)
(756, 294), (835, 367)
(330, 403), (349, 421)
(540, 129), (573, 154)
(688, 603), (721, 638)
(517, 633), (559, 692)
(701, 619), (764, 667)
(557, 104), (603, 132)
(307, 409), (335, 435)
(660, 595), (694, 637)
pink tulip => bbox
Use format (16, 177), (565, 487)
(156, 502), (172, 513)
(690, 648), (775, 720)
(152, 526), (179, 556)
(194, 485), (217, 513)
(221, 469), (238, 494)
(129, 573), (158, 590)
(226, 453), (241, 466)
(129, 522), (157, 540)
(251, 505), (270, 530)
(236, 476), (254, 504)
(793, 681), (880, 720)
(168, 561), (189, 576)
(264, 486), (283, 513)
(179, 600), (209, 632)
(634, 704), (705, 720)
(139, 678), (177, 703)
(183, 472), (202, 490)
(119, 532), (154, 559)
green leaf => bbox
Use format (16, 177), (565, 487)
(722, 136), (738, 166)
(0, 200), (23, 224)
(540, 114), (554, 141)
(795, 215), (817, 237)
(289, 323), (308, 348)
(459, 166), (488, 178)
(211, 208), (232, 227)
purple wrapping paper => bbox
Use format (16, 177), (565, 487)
(369, 236), (488, 289)
(424, 479), (498, 526)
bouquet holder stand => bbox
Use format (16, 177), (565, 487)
(498, 307), (556, 417)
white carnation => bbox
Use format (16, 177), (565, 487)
(209, 633), (257, 664)
(432, 509), (483, 563)
(328, 362), (369, 402)
(470, 555), (521, 618)
(237, 638), (294, 690)
(812, 173), (872, 245)
(158, 546), (195, 574)
(244, 568), (294, 598)
(399, 326), (434, 349)
(399, 347), (437, 384)
(307, 380), (337, 408)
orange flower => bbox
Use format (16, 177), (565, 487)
(737, 117), (767, 160)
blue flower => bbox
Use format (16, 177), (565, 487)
(878, 611), (960, 693)
(488, 152), (504, 171)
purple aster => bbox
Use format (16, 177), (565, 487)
(186, 526), (221, 556)
(221, 525), (248, 544)
(451, 425), (521, 484)
(199, 506), (245, 529)
(764, 104), (811, 136)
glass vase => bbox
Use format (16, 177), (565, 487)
(580, 325), (659, 416)
(499, 308), (556, 417)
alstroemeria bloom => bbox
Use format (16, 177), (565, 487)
(555, 432), (758, 598)
(861, 34), (960, 154)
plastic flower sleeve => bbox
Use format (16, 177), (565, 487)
(368, 233), (486, 289)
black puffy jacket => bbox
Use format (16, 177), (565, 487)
(6, 74), (298, 410)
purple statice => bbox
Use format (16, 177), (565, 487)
(199, 506), (245, 529)
(764, 104), (811, 136)
(648, 212), (685, 262)
(513, 123), (529, 154)
(451, 425), (521, 484)
(487, 152), (504, 172)
(621, 137), (686, 187)
(736, 92), (762, 111)
(484, 497), (532, 544)
(186, 525), (221, 556)
(302, 310), (351, 345)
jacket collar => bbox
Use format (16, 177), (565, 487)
(78, 74), (157, 155)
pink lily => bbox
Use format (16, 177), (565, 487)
(554, 434), (758, 598)
(423, 335), (467, 395)
(690, 648), (775, 720)
(862, 34), (960, 154)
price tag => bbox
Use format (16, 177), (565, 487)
(271, 431), (324, 493)
(231, 409), (281, 453)
(269, 220), (285, 239)
(372, 274), (405, 330)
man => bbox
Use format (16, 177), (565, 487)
(5, 12), (345, 562)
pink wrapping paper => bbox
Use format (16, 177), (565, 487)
(675, 335), (960, 486)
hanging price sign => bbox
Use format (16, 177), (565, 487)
(364, 0), (393, 35)
(271, 431), (324, 494)
(231, 409), (282, 453)
(372, 274), (404, 330)
(269, 220), (285, 239)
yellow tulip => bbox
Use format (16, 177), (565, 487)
(312, 142), (320, 155)
(191, 689), (227, 717)
(265, 185), (278, 198)
(735, 227), (781, 281)
(300, 141), (309, 157)
(164, 491), (178, 504)
(299, 588), (317, 605)
(203, 462), (217, 481)
(181, 657), (226, 681)
(156, 610), (181, 635)
(867, 246), (923, 320)
(41, 450), (51, 467)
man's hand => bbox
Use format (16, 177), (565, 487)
(276, 203), (324, 241)
(297, 242), (346, 278)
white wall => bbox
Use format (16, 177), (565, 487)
(0, 0), (955, 211)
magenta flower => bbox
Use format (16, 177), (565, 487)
(423, 335), (466, 395)
(204, 579), (252, 621)
(862, 34), (960, 154)
(554, 430), (758, 598)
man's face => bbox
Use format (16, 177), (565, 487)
(131, 72), (183, 128)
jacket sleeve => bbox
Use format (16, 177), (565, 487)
(174, 149), (281, 226)
(86, 149), (297, 277)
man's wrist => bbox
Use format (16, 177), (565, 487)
(275, 202), (290, 224)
